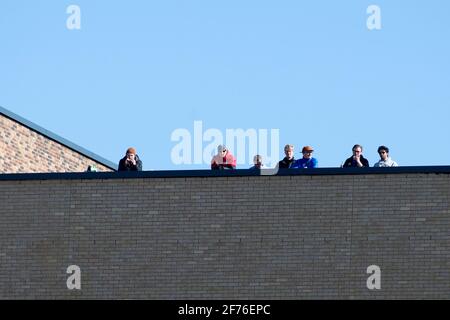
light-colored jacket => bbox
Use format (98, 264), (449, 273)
(374, 157), (398, 167)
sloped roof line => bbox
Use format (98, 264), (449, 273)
(0, 105), (117, 170)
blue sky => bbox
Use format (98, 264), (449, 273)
(1, 1), (449, 170)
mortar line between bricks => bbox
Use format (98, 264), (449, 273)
(348, 174), (355, 298)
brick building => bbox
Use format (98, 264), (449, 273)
(0, 106), (116, 173)
(2, 106), (450, 300)
(1, 167), (450, 299)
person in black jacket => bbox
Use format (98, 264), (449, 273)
(118, 147), (143, 171)
(342, 144), (369, 167)
(278, 144), (295, 169)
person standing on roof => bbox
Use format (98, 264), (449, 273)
(249, 155), (265, 169)
(374, 145), (398, 167)
(278, 144), (295, 169)
(291, 146), (318, 168)
(211, 145), (236, 170)
(342, 144), (369, 168)
(118, 147), (143, 171)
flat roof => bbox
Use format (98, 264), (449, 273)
(0, 105), (117, 170)
(1, 166), (450, 181)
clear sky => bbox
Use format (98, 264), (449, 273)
(1, 1), (449, 170)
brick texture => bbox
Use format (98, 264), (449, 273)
(0, 173), (449, 299)
(0, 114), (113, 173)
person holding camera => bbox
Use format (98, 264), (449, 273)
(118, 147), (143, 171)
(211, 145), (236, 170)
(249, 154), (265, 169)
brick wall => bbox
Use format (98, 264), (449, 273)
(0, 170), (449, 299)
(0, 114), (113, 173)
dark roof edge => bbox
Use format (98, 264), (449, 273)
(0, 105), (117, 170)
(1, 166), (450, 181)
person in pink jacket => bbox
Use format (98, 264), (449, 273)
(211, 145), (237, 170)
